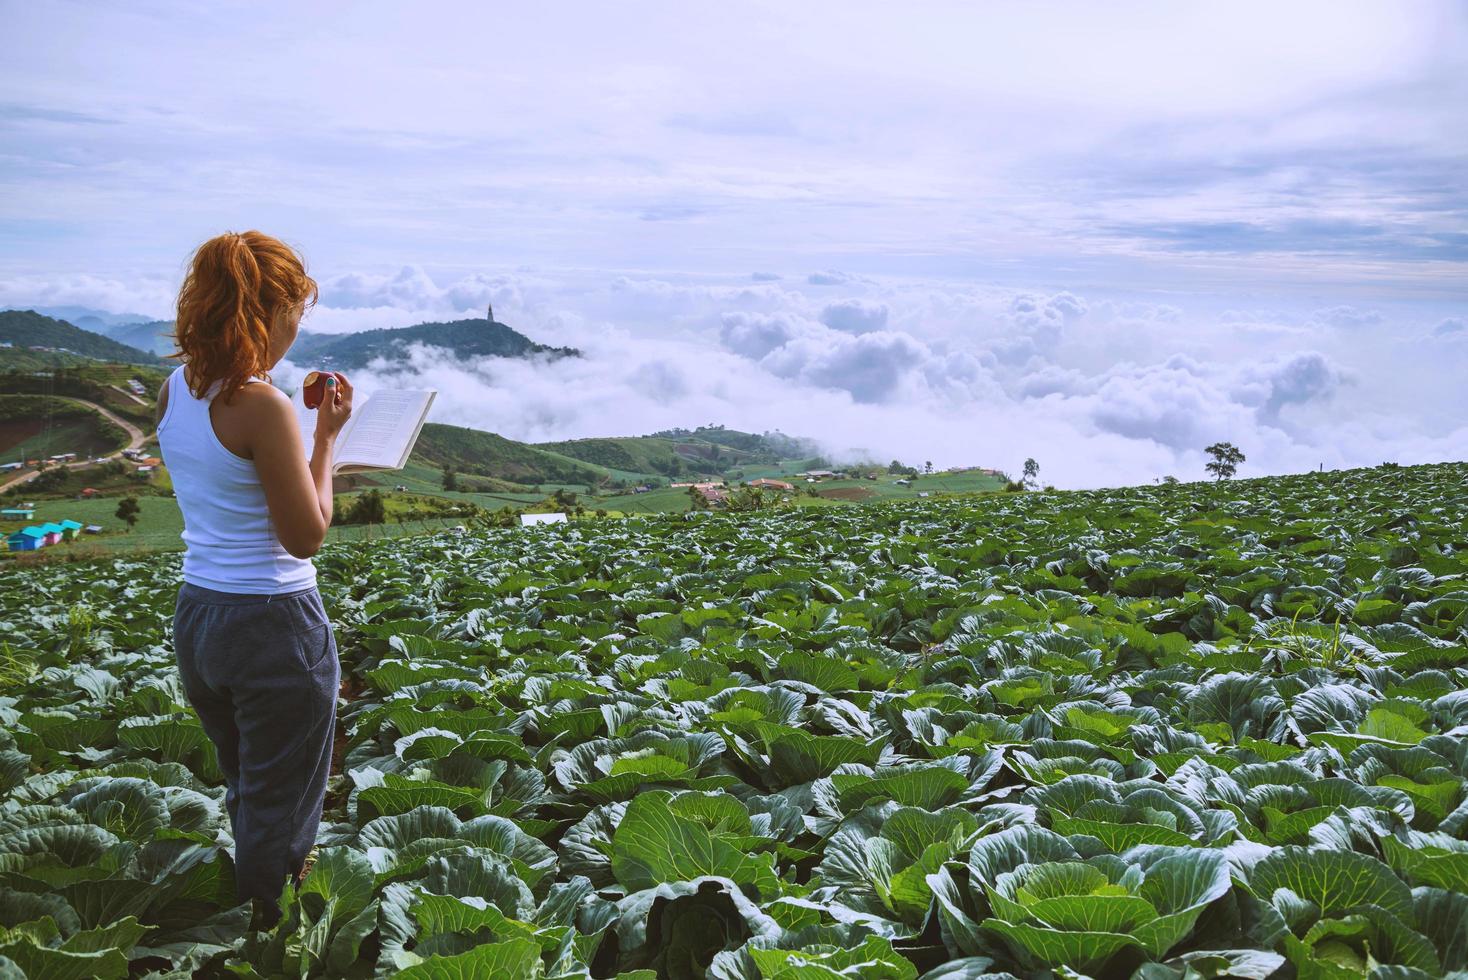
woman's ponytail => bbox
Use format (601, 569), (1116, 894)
(173, 231), (318, 401)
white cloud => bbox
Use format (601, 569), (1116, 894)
(0, 274), (175, 319)
(718, 311), (810, 360)
(819, 299), (889, 334)
(1312, 305), (1384, 329)
(807, 270), (865, 286)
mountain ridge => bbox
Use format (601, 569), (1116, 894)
(0, 310), (165, 366)
(286, 317), (580, 370)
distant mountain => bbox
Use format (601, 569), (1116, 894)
(31, 305), (156, 333)
(286, 316), (580, 370)
(0, 310), (164, 366)
(97, 320), (176, 356)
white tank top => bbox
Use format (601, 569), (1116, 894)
(157, 367), (317, 594)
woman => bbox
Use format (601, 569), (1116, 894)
(156, 230), (353, 920)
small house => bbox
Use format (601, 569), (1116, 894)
(80, 488), (97, 498)
(0, 462), (21, 471)
(7, 527), (46, 551)
(0, 508), (34, 519)
(58, 520), (83, 540)
(140, 456), (162, 466)
(748, 478), (794, 491)
(38, 522), (65, 546)
(136, 465), (154, 474)
(83, 525), (104, 535)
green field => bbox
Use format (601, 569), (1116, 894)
(2, 494), (475, 557)
(2, 462), (1466, 977)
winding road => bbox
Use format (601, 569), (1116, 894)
(0, 397), (149, 494)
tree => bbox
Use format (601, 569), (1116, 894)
(887, 459), (906, 474)
(1023, 458), (1040, 489)
(115, 496), (140, 531)
(344, 489), (386, 525)
(924, 460), (933, 475)
(441, 465), (458, 492)
(1204, 442), (1245, 480)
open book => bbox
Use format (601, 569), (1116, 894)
(291, 385), (437, 474)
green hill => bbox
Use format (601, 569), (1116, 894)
(411, 423), (611, 487)
(0, 310), (163, 366)
(287, 317), (580, 370)
(538, 426), (823, 480)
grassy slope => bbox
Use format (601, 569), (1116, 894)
(0, 354), (168, 432)
(538, 430), (809, 482)
(2, 421), (124, 462)
(0, 396), (129, 461)
(533, 436), (684, 474)
(411, 423), (619, 487)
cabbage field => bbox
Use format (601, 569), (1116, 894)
(2, 462), (1467, 979)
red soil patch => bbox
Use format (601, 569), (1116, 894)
(818, 487), (876, 502)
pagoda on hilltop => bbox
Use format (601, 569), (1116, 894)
(486, 303), (494, 323)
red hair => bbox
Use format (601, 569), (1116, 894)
(172, 231), (318, 400)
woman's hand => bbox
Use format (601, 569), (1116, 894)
(314, 373), (353, 441)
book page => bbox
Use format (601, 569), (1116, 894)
(335, 389), (435, 472)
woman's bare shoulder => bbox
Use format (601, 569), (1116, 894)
(223, 382), (295, 423)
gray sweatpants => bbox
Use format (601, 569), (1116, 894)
(173, 582), (339, 913)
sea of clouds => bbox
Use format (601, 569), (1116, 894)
(4, 266), (1464, 489)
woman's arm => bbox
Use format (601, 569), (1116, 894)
(241, 376), (354, 558)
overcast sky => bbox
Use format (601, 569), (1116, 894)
(2, 0), (1465, 485)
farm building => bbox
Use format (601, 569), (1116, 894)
(748, 478), (794, 491)
(58, 520), (83, 540)
(693, 484), (728, 505)
(84, 525), (103, 534)
(7, 527), (46, 551)
(38, 523), (64, 545)
(802, 470), (836, 479)
(0, 508), (34, 519)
